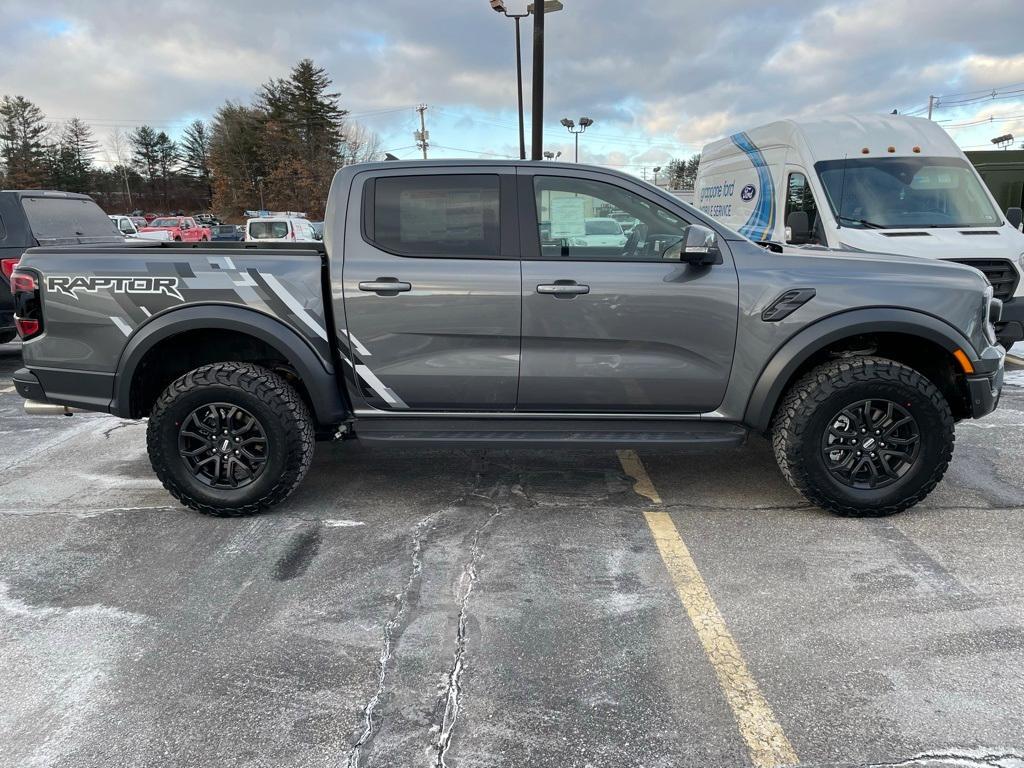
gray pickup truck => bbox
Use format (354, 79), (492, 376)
(11, 161), (1005, 517)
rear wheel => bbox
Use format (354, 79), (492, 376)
(771, 356), (954, 517)
(147, 362), (314, 516)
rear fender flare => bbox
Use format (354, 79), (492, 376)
(743, 308), (976, 434)
(112, 304), (346, 425)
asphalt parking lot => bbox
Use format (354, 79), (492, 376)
(1, 340), (1023, 768)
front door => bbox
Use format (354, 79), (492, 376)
(340, 169), (521, 411)
(518, 171), (738, 413)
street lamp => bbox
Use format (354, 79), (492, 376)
(490, 1), (563, 160)
(991, 133), (1015, 150)
(652, 166), (662, 186)
(560, 116), (593, 162)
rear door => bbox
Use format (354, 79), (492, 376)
(339, 168), (521, 411)
(517, 168), (738, 413)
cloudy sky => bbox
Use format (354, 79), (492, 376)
(2, 0), (1024, 178)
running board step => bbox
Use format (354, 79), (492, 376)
(355, 419), (747, 448)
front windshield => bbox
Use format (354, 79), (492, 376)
(815, 156), (999, 229)
(148, 218), (179, 227)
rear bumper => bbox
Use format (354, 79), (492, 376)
(13, 368), (46, 400)
(995, 296), (1024, 345)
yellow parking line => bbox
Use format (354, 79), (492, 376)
(617, 449), (798, 768)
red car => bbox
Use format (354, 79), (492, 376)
(139, 216), (210, 242)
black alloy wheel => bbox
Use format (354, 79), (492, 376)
(820, 398), (921, 490)
(178, 402), (268, 489)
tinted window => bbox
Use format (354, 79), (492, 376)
(21, 197), (120, 240)
(149, 218), (180, 227)
(534, 176), (690, 261)
(372, 175), (499, 257)
(784, 172), (821, 245)
(249, 221), (290, 239)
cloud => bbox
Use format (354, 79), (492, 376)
(0, 0), (1022, 174)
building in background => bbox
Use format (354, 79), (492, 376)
(966, 150), (1024, 218)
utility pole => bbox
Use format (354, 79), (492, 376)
(415, 104), (429, 159)
(531, 1), (544, 160)
(927, 95), (937, 120)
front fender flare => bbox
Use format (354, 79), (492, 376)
(112, 304), (346, 426)
(743, 308), (976, 434)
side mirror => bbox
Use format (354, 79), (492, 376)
(680, 224), (720, 265)
(1006, 206), (1023, 231)
(786, 211), (810, 244)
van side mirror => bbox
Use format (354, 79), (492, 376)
(680, 224), (719, 265)
(1007, 206), (1023, 230)
(786, 211), (810, 244)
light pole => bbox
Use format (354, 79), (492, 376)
(652, 166), (662, 186)
(490, 1), (527, 160)
(490, 1), (563, 160)
(560, 116), (593, 162)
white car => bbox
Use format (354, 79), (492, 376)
(570, 217), (628, 248)
(245, 217), (320, 243)
(109, 214), (171, 242)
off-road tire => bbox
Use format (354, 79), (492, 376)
(771, 356), (954, 517)
(147, 362), (314, 516)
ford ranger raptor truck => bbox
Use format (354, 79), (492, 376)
(10, 161), (1005, 517)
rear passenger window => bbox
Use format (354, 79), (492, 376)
(370, 175), (499, 257)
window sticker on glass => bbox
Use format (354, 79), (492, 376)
(549, 196), (587, 238)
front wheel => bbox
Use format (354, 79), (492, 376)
(147, 362), (314, 516)
(771, 356), (954, 517)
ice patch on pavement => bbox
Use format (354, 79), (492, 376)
(323, 519), (366, 528)
(0, 582), (147, 766)
(0, 582), (145, 624)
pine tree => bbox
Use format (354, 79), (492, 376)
(154, 131), (179, 210)
(181, 119), (213, 205)
(129, 125), (160, 183)
(0, 95), (49, 187)
(56, 117), (97, 192)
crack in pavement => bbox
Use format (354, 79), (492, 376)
(101, 420), (139, 439)
(431, 498), (503, 768)
(857, 749), (1024, 767)
(346, 514), (434, 768)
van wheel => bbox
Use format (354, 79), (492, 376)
(147, 362), (314, 516)
(771, 356), (954, 517)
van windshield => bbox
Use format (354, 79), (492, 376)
(815, 157), (1000, 229)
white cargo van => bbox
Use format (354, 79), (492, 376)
(696, 114), (1024, 347)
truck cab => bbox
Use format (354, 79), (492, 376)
(696, 114), (1024, 348)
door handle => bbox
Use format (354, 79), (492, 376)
(358, 278), (412, 295)
(537, 281), (590, 296)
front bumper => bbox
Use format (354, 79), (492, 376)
(965, 357), (1003, 419)
(995, 296), (1024, 345)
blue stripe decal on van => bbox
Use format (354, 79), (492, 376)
(730, 132), (776, 241)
